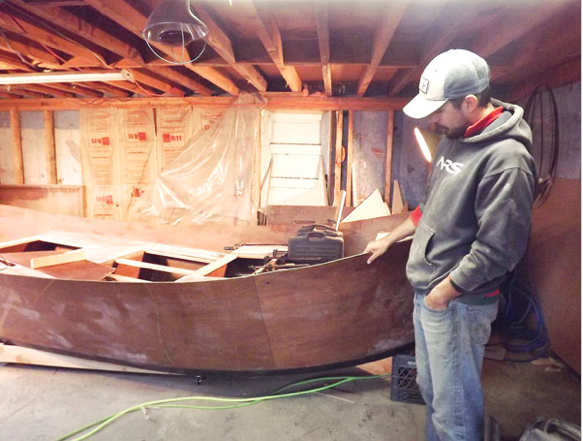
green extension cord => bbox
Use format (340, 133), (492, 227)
(56, 373), (391, 441)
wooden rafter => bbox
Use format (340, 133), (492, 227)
(82, 0), (215, 94)
(492, 2), (580, 84)
(127, 69), (181, 95)
(8, 0), (190, 96)
(10, 110), (23, 184)
(471, 0), (574, 59)
(314, 2), (332, 96)
(192, 3), (267, 92)
(0, 30), (61, 66)
(244, 1), (302, 92)
(6, 87), (45, 97)
(356, 0), (408, 97)
(0, 4), (106, 65)
(0, 50), (35, 70)
(12, 0), (142, 62)
(0, 1), (574, 101)
(47, 82), (103, 98)
(80, 82), (130, 98)
(7, 83), (75, 98)
(83, 0), (231, 96)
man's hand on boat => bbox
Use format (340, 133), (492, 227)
(364, 236), (395, 264)
(364, 217), (417, 265)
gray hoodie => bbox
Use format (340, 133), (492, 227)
(406, 99), (536, 304)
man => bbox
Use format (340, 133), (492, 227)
(364, 49), (536, 440)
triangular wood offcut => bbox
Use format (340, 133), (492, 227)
(340, 188), (390, 223)
(392, 179), (407, 214)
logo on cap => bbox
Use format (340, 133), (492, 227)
(419, 76), (429, 94)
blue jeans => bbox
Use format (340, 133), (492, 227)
(413, 293), (498, 441)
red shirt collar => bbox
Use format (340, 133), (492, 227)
(463, 107), (503, 138)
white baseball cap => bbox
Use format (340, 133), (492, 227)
(403, 49), (490, 119)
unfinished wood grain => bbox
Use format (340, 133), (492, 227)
(30, 249), (86, 269)
(356, 0), (408, 96)
(391, 180), (406, 214)
(106, 273), (150, 283)
(0, 204), (414, 372)
(315, 2), (332, 96)
(0, 343), (172, 374)
(44, 110), (57, 184)
(10, 110), (24, 184)
(245, 1), (302, 92)
(231, 245), (288, 259)
(384, 109), (394, 205)
(187, 254), (238, 277)
(346, 110), (354, 206)
(334, 111), (344, 205)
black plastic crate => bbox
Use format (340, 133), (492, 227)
(391, 354), (425, 405)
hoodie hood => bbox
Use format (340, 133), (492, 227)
(462, 99), (533, 150)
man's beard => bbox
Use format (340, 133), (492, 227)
(432, 121), (469, 139)
(445, 124), (469, 139)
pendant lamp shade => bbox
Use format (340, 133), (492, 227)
(143, 0), (209, 47)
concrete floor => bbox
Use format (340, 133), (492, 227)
(0, 355), (580, 441)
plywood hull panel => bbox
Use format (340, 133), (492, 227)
(0, 204), (414, 373)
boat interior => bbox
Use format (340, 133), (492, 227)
(0, 231), (296, 282)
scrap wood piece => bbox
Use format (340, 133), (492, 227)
(231, 245), (288, 259)
(145, 243), (226, 262)
(340, 188), (391, 224)
(1, 250), (114, 280)
(391, 179), (408, 214)
(0, 343), (176, 375)
(30, 249), (85, 269)
(357, 356), (393, 378)
(186, 254), (238, 277)
(105, 274), (151, 283)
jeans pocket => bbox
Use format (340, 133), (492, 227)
(422, 295), (453, 314)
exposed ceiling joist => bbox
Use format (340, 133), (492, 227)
(48, 82), (103, 97)
(192, 3), (267, 92)
(471, 0), (574, 59)
(83, 0), (233, 96)
(0, 0), (574, 101)
(356, 0), (408, 97)
(12, 0), (143, 62)
(386, 5), (479, 97)
(314, 2), (332, 96)
(0, 4), (106, 64)
(6, 82), (74, 97)
(76, 0), (212, 96)
(244, 1), (302, 92)
(0, 30), (61, 66)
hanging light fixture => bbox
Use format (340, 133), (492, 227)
(143, 0), (209, 65)
(0, 70), (132, 85)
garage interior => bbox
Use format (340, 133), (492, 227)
(0, 0), (580, 440)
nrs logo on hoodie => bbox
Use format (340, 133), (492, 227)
(436, 156), (464, 174)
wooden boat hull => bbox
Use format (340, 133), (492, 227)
(0, 205), (414, 374)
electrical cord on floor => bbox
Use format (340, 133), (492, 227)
(56, 373), (391, 441)
(497, 271), (549, 362)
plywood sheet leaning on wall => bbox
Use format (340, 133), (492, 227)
(391, 180), (408, 214)
(519, 178), (581, 374)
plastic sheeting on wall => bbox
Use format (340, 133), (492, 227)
(128, 94), (262, 226)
